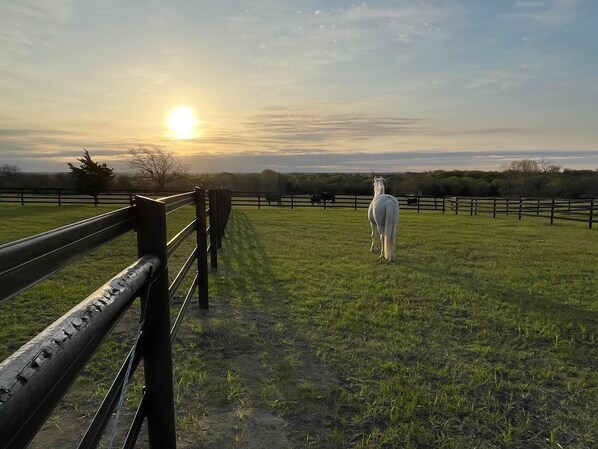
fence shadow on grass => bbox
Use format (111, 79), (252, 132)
(179, 210), (349, 449)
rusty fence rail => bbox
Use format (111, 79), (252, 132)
(0, 188), (231, 449)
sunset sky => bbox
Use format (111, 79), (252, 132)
(1, 0), (597, 173)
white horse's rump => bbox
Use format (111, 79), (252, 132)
(368, 177), (400, 261)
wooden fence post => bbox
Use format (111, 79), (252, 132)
(589, 198), (594, 230)
(550, 198), (555, 225)
(194, 188), (209, 311)
(135, 195), (176, 449)
(208, 190), (218, 270)
(455, 197), (459, 215)
(257, 193), (261, 209)
(442, 197), (445, 214)
(493, 197), (497, 218)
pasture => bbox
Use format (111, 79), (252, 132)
(1, 204), (597, 448)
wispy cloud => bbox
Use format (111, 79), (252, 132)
(506, 0), (582, 26)
(229, 2), (462, 85)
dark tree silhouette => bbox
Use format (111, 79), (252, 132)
(67, 149), (115, 197)
(126, 146), (188, 189)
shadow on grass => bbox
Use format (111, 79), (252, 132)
(177, 211), (351, 449)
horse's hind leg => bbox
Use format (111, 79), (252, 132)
(379, 234), (384, 258)
(370, 223), (376, 252)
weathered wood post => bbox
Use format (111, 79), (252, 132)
(493, 197), (497, 219)
(589, 198), (594, 230)
(550, 198), (555, 225)
(194, 188), (209, 311)
(135, 195), (176, 449)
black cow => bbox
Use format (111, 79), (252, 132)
(310, 194), (322, 206)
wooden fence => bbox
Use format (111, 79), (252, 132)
(0, 188), (594, 229)
(232, 193), (595, 229)
(0, 188), (232, 449)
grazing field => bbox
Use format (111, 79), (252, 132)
(1, 205), (597, 448)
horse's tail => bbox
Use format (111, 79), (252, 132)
(383, 199), (399, 260)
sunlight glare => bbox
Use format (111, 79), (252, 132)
(166, 105), (198, 139)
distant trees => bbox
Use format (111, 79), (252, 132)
(126, 146), (188, 189)
(67, 149), (114, 196)
(0, 164), (21, 187)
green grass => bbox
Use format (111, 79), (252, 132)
(1, 204), (597, 448)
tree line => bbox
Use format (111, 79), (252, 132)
(1, 149), (597, 198)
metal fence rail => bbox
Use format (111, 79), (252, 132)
(0, 188), (232, 449)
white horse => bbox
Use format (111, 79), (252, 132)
(368, 177), (400, 261)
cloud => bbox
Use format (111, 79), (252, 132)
(0, 0), (75, 65)
(180, 149), (598, 173)
(465, 68), (536, 92)
(229, 2), (462, 85)
(507, 0), (582, 26)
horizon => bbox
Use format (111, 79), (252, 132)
(1, 1), (598, 172)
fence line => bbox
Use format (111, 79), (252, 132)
(0, 188), (232, 449)
(0, 188), (594, 229)
(231, 193), (594, 229)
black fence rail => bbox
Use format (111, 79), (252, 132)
(232, 192), (447, 211)
(1, 188), (594, 229)
(0, 187), (186, 206)
(0, 188), (232, 449)
(448, 196), (595, 228)
(233, 193), (595, 229)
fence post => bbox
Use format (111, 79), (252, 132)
(417, 196), (421, 213)
(470, 197), (473, 216)
(257, 193), (261, 209)
(589, 198), (594, 230)
(20, 188), (24, 206)
(208, 190), (218, 270)
(550, 198), (555, 225)
(493, 197), (497, 218)
(518, 198), (522, 220)
(217, 190), (224, 249)
(291, 193), (294, 209)
(455, 197), (459, 215)
(442, 197), (445, 214)
(355, 194), (358, 211)
(194, 188), (209, 311)
(135, 195), (177, 449)
(58, 189), (62, 206)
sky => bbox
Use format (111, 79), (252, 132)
(1, 0), (598, 173)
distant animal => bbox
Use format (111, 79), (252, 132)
(310, 194), (322, 206)
(321, 192), (336, 204)
(265, 193), (282, 205)
(368, 177), (400, 261)
(407, 196), (418, 206)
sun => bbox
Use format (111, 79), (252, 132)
(166, 105), (199, 139)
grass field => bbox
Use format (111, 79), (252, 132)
(1, 204), (597, 448)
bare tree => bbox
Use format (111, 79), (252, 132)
(125, 146), (188, 189)
(507, 159), (540, 172)
(539, 158), (561, 173)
